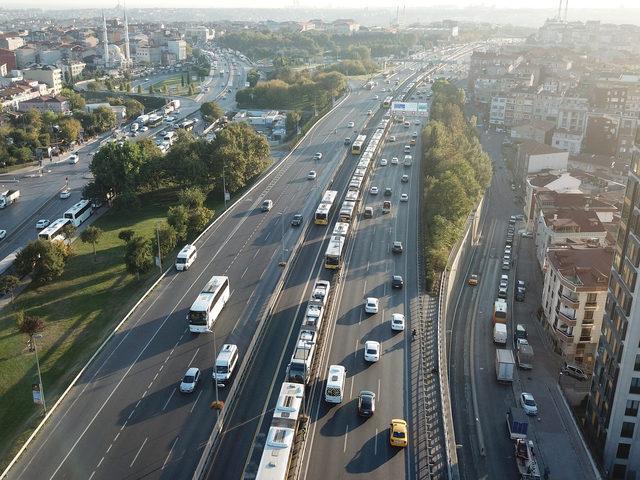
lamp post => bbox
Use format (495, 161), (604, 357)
(33, 333), (47, 414)
(279, 212), (286, 266)
(155, 223), (162, 273)
(222, 162), (228, 210)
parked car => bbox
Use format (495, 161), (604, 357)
(562, 363), (589, 381)
(520, 392), (538, 416)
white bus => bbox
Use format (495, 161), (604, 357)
(325, 364), (346, 403)
(332, 222), (349, 238)
(38, 218), (71, 242)
(63, 199), (93, 227)
(338, 201), (356, 223)
(314, 190), (338, 225)
(255, 427), (295, 480)
(325, 235), (344, 270)
(187, 275), (230, 333)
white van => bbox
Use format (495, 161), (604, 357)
(404, 145), (411, 153)
(175, 244), (197, 271)
(493, 323), (507, 344)
(403, 155), (413, 167)
(214, 344), (239, 383)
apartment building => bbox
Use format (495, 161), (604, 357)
(552, 128), (584, 155)
(586, 154), (640, 479)
(511, 120), (555, 144)
(22, 66), (63, 95)
(523, 173), (583, 231)
(541, 244), (612, 370)
(516, 140), (569, 182)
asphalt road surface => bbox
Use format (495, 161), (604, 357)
(5, 66), (417, 480)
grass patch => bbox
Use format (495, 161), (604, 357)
(150, 72), (200, 97)
(0, 188), (220, 470)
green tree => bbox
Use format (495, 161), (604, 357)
(62, 89), (86, 110)
(124, 236), (153, 278)
(285, 110), (301, 135)
(92, 106), (117, 133)
(188, 84), (196, 95)
(200, 101), (224, 123)
(187, 206), (214, 239)
(156, 223), (178, 257)
(61, 223), (76, 241)
(0, 275), (20, 301)
(161, 84), (168, 94)
(247, 68), (260, 87)
(89, 141), (150, 201)
(179, 186), (206, 209)
(14, 240), (68, 284)
(137, 85), (142, 94)
(58, 117), (83, 144)
(16, 310), (45, 352)
(80, 226), (103, 259)
(181, 75), (185, 87)
(167, 205), (189, 241)
(118, 229), (136, 244)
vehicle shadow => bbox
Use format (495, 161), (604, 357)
(345, 428), (401, 473)
(319, 399), (367, 437)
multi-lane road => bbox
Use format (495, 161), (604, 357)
(5, 60), (425, 480)
(0, 51), (241, 273)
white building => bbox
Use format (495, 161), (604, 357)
(21, 66), (62, 95)
(167, 40), (187, 61)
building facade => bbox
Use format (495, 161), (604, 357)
(586, 153), (640, 479)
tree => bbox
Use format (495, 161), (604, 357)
(200, 101), (225, 123)
(247, 68), (260, 87)
(187, 206), (214, 239)
(14, 240), (68, 284)
(118, 229), (135, 244)
(137, 85), (142, 94)
(80, 226), (103, 259)
(285, 110), (301, 135)
(148, 85), (154, 94)
(0, 275), (19, 301)
(124, 236), (153, 278)
(90, 141), (150, 201)
(62, 89), (86, 110)
(92, 107), (117, 133)
(179, 186), (206, 209)
(181, 75), (185, 87)
(188, 84), (196, 95)
(61, 223), (76, 241)
(16, 310), (45, 352)
(58, 117), (83, 144)
(167, 205), (189, 241)
(156, 223), (177, 257)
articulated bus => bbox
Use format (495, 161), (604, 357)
(382, 96), (393, 108)
(38, 218), (71, 242)
(351, 134), (367, 155)
(324, 235), (344, 269)
(187, 275), (230, 333)
(314, 190), (338, 225)
(63, 199), (93, 227)
(338, 201), (356, 223)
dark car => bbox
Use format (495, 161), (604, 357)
(392, 241), (403, 253)
(384, 187), (392, 197)
(392, 275), (404, 289)
(515, 288), (525, 302)
(357, 390), (376, 417)
(291, 214), (303, 227)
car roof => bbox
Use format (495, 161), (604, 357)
(392, 313), (404, 320)
(365, 340), (380, 347)
(185, 367), (199, 376)
(367, 297), (378, 303)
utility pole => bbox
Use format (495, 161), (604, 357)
(222, 162), (228, 210)
(155, 224), (162, 273)
(33, 334), (47, 414)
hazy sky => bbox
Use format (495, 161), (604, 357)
(0, 0), (624, 9)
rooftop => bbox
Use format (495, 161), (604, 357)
(512, 119), (556, 132)
(543, 207), (606, 234)
(519, 139), (564, 156)
(547, 244), (612, 290)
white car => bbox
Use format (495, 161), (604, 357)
(520, 392), (538, 416)
(391, 157), (399, 165)
(313, 152), (323, 160)
(370, 186), (379, 195)
(364, 341), (381, 362)
(179, 367), (201, 393)
(389, 135), (396, 142)
(165, 116), (175, 123)
(400, 193), (409, 202)
(347, 121), (355, 128)
(364, 297), (379, 314)
(140, 126), (149, 132)
(68, 154), (79, 164)
(367, 110), (373, 115)
(374, 95), (379, 100)
(36, 219), (50, 229)
(307, 170), (317, 180)
(59, 190), (71, 199)
(380, 158), (388, 166)
(0, 230), (6, 240)
(391, 313), (406, 331)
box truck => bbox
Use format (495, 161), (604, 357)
(0, 189), (20, 208)
(496, 349), (515, 382)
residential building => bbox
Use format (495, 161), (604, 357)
(85, 102), (126, 119)
(166, 40), (186, 61)
(329, 19), (360, 35)
(585, 154), (640, 479)
(15, 46), (37, 68)
(184, 26), (214, 44)
(557, 96), (590, 133)
(0, 48), (17, 70)
(552, 128), (583, 155)
(22, 66), (63, 95)
(0, 80), (48, 110)
(511, 120), (555, 144)
(18, 95), (70, 113)
(516, 140), (569, 181)
(523, 173), (583, 231)
(38, 49), (63, 65)
(541, 244), (612, 371)
(0, 36), (25, 50)
(60, 62), (86, 82)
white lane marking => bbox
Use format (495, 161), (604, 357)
(129, 437), (147, 468)
(106, 444), (112, 454)
(120, 420), (127, 431)
(162, 388), (176, 411)
(190, 390), (203, 413)
(241, 266), (249, 278)
(162, 436), (179, 470)
(378, 378), (381, 402)
(362, 280), (367, 296)
(96, 457), (104, 468)
(253, 248), (261, 259)
(88, 472), (95, 480)
(366, 261), (370, 272)
(354, 339), (358, 359)
(349, 377), (354, 401)
(343, 426), (349, 453)
(187, 347), (200, 367)
(264, 231), (271, 241)
(374, 428), (378, 455)
(113, 432), (120, 442)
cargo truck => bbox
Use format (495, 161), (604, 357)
(516, 339), (534, 370)
(496, 349), (515, 382)
(0, 189), (20, 208)
(507, 407), (529, 440)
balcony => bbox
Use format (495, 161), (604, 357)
(584, 301), (598, 310)
(555, 327), (574, 343)
(560, 293), (580, 309)
(556, 308), (577, 326)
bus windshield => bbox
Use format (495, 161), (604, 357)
(189, 311), (207, 325)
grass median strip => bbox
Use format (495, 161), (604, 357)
(0, 188), (220, 470)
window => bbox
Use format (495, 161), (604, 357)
(616, 443), (631, 459)
(636, 354), (640, 372)
(583, 310), (594, 322)
(621, 421), (635, 438)
(587, 293), (598, 305)
(631, 377), (640, 394)
(626, 400), (639, 417)
(612, 463), (627, 479)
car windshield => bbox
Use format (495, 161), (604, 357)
(524, 397), (535, 406)
(393, 430), (406, 438)
(183, 374), (195, 383)
(366, 348), (377, 355)
(361, 397), (372, 408)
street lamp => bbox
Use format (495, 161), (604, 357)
(33, 333), (47, 414)
(279, 212), (286, 266)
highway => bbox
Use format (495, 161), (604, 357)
(448, 127), (597, 479)
(4, 65), (417, 480)
(0, 51), (240, 273)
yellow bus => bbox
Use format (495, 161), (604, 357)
(324, 235), (345, 269)
(314, 190), (338, 225)
(351, 134), (367, 155)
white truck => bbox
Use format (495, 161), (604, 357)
(493, 323), (507, 345)
(0, 189), (20, 208)
(170, 99), (181, 110)
(496, 349), (515, 382)
(516, 339), (534, 370)
(136, 114), (149, 125)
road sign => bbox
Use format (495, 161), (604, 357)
(32, 383), (43, 405)
(391, 102), (430, 116)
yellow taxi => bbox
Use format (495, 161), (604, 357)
(468, 274), (479, 286)
(389, 419), (408, 448)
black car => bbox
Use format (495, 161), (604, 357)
(515, 287), (525, 302)
(291, 214), (303, 226)
(357, 390), (376, 417)
(392, 275), (404, 289)
(384, 187), (392, 196)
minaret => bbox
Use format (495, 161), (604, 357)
(102, 11), (109, 68)
(123, 3), (131, 67)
